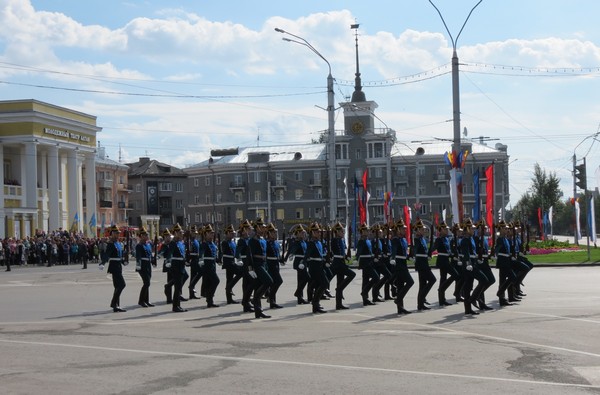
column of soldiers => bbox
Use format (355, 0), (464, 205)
(100, 217), (532, 318)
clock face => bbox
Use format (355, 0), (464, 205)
(351, 121), (364, 135)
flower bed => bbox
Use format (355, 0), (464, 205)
(528, 247), (582, 255)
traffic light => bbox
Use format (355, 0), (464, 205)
(575, 162), (587, 190)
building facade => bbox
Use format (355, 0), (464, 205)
(95, 145), (131, 232)
(0, 99), (100, 238)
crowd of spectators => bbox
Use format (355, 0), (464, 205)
(0, 229), (120, 270)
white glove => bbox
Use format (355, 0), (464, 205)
(135, 262), (141, 271)
(457, 261), (463, 266)
(325, 263), (331, 268)
(165, 260), (171, 269)
(248, 270), (257, 279)
(99, 264), (105, 271)
(390, 260), (396, 265)
(122, 260), (128, 266)
(466, 264), (473, 272)
(298, 263), (305, 270)
(199, 261), (205, 268)
(235, 259), (244, 267)
(477, 259), (483, 265)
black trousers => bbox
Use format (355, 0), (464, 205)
(110, 271), (126, 308)
(416, 267), (436, 308)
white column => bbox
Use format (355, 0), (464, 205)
(24, 142), (38, 209)
(0, 143), (5, 237)
(48, 145), (60, 231)
(39, 149), (48, 232)
(67, 149), (79, 232)
(85, 153), (96, 237)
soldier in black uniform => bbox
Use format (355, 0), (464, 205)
(201, 224), (221, 308)
(265, 223), (284, 309)
(248, 218), (273, 319)
(390, 219), (414, 314)
(494, 220), (517, 306)
(135, 226), (155, 307)
(330, 222), (355, 310)
(413, 220), (436, 311)
(474, 219), (495, 310)
(221, 224), (242, 304)
(459, 219), (493, 315)
(304, 222), (329, 314)
(102, 225), (127, 312)
(187, 225), (203, 300)
(167, 223), (188, 313)
(236, 220), (255, 312)
(355, 223), (379, 306)
(434, 221), (457, 306)
(285, 225), (310, 305)
(372, 224), (393, 303)
(451, 224), (466, 302)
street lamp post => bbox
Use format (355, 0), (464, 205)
(275, 27), (337, 222)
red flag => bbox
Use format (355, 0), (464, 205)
(485, 164), (494, 232)
(537, 207), (544, 241)
(403, 205), (411, 242)
(361, 169), (368, 225)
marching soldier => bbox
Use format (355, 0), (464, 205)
(248, 218), (273, 319)
(221, 224), (242, 304)
(201, 224), (221, 308)
(265, 223), (284, 309)
(513, 220), (533, 299)
(474, 219), (495, 310)
(434, 221), (457, 306)
(459, 219), (492, 315)
(355, 223), (379, 306)
(135, 226), (155, 307)
(186, 225), (202, 300)
(285, 225), (310, 305)
(372, 224), (392, 303)
(413, 220), (436, 311)
(451, 224), (466, 302)
(330, 222), (355, 310)
(304, 222), (329, 313)
(390, 219), (414, 314)
(102, 225), (127, 313)
(236, 220), (255, 312)
(494, 220), (517, 306)
(167, 223), (188, 313)
(162, 228), (175, 304)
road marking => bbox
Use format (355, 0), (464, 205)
(499, 310), (600, 325)
(0, 337), (598, 389)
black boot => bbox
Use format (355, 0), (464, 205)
(164, 284), (172, 304)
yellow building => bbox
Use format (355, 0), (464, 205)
(0, 99), (100, 238)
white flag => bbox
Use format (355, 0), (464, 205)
(590, 195), (597, 243)
(575, 200), (582, 240)
(449, 169), (459, 225)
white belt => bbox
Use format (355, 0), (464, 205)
(108, 258), (122, 262)
(189, 253), (199, 256)
(140, 258), (150, 261)
(333, 255), (345, 259)
(415, 254), (428, 258)
(437, 253), (449, 256)
(204, 257), (215, 261)
(239, 255), (247, 259)
(222, 254), (234, 258)
(518, 252), (526, 257)
(497, 253), (510, 257)
(293, 255), (304, 259)
(308, 258), (323, 261)
(171, 257), (184, 261)
(267, 257), (279, 261)
(395, 256), (407, 259)
(470, 255), (479, 259)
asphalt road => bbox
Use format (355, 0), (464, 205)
(1, 262), (600, 394)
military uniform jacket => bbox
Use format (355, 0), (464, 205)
(286, 239), (307, 270)
(235, 237), (251, 269)
(391, 236), (409, 267)
(189, 238), (201, 267)
(221, 238), (236, 270)
(413, 236), (430, 271)
(330, 237), (347, 271)
(304, 238), (325, 271)
(459, 236), (478, 267)
(201, 241), (218, 269)
(168, 239), (187, 275)
(248, 236), (267, 268)
(266, 239), (281, 268)
(105, 240), (124, 274)
(494, 236), (512, 268)
(372, 238), (383, 267)
(355, 238), (374, 269)
(434, 236), (452, 268)
(380, 237), (391, 266)
(135, 240), (153, 273)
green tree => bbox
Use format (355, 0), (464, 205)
(511, 163), (565, 234)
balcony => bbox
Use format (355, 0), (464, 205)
(99, 200), (113, 208)
(117, 183), (133, 192)
(229, 181), (246, 191)
(98, 179), (113, 189)
(117, 201), (130, 209)
(309, 178), (322, 187)
(433, 174), (448, 184)
(271, 181), (287, 191)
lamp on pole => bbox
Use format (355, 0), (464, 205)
(275, 27), (337, 222)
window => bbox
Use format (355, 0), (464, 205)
(313, 170), (321, 184)
(336, 143), (349, 160)
(119, 175), (124, 184)
(337, 187), (344, 199)
(194, 195), (200, 204)
(254, 172), (261, 183)
(437, 167), (446, 176)
(355, 149), (362, 159)
(194, 178), (199, 187)
(375, 186), (384, 198)
(175, 200), (183, 209)
(235, 209), (244, 222)
(315, 188), (322, 199)
(159, 182), (172, 191)
(397, 186), (406, 196)
(437, 184), (447, 195)
(355, 169), (363, 180)
(276, 190), (284, 201)
(175, 183), (183, 192)
(315, 207), (322, 219)
(418, 165), (425, 177)
(295, 208), (304, 219)
(205, 195), (211, 204)
(275, 172), (283, 186)
(216, 193), (222, 203)
(195, 212), (200, 223)
(418, 185), (426, 196)
(375, 167), (383, 178)
(396, 166), (406, 177)
(136, 184), (141, 193)
(295, 171), (302, 181)
(295, 189), (303, 200)
(254, 190), (261, 202)
(205, 177), (210, 186)
(216, 212), (222, 222)
(233, 174), (243, 187)
(367, 142), (384, 158)
(234, 191), (243, 203)
(216, 176), (221, 186)
(276, 209), (285, 220)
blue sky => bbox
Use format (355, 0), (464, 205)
(2, 0), (600, 208)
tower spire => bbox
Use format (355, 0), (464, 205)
(350, 23), (366, 103)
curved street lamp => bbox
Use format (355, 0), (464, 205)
(275, 27), (337, 222)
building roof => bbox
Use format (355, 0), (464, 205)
(127, 157), (186, 177)
(95, 147), (128, 169)
(392, 140), (506, 158)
